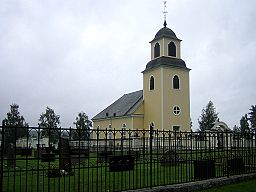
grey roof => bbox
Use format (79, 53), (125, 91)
(143, 56), (190, 73)
(92, 90), (143, 120)
(151, 26), (181, 42)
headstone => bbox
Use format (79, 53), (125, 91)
(194, 159), (216, 179)
(160, 150), (185, 166)
(109, 155), (135, 172)
(59, 138), (71, 173)
(128, 150), (140, 161)
(70, 148), (89, 165)
(34, 148), (45, 158)
(21, 148), (32, 156)
(41, 153), (55, 162)
(97, 150), (112, 163)
(227, 158), (245, 174)
(7, 143), (15, 167)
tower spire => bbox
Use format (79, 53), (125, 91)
(163, 1), (168, 27)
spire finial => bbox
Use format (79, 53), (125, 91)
(163, 1), (168, 27)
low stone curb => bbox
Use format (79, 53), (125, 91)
(125, 173), (256, 192)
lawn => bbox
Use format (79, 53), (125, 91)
(199, 179), (256, 192)
(1, 148), (255, 192)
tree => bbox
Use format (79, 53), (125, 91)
(198, 101), (219, 132)
(248, 105), (256, 133)
(72, 112), (92, 140)
(232, 125), (241, 140)
(3, 104), (29, 152)
(240, 114), (250, 139)
(38, 107), (60, 143)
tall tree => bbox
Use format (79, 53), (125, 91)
(240, 114), (250, 138)
(72, 112), (92, 140)
(248, 105), (256, 133)
(3, 104), (29, 152)
(198, 101), (219, 132)
(232, 125), (241, 140)
(38, 107), (60, 143)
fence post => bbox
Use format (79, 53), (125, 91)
(226, 130), (229, 178)
(149, 124), (153, 189)
(1, 120), (5, 191)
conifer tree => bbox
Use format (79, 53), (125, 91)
(3, 104), (29, 152)
(198, 101), (219, 132)
(248, 105), (256, 133)
(38, 107), (60, 143)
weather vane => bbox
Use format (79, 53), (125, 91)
(163, 0), (168, 27)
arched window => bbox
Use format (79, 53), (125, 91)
(150, 76), (155, 90)
(122, 124), (126, 138)
(173, 75), (180, 89)
(154, 43), (160, 58)
(168, 42), (176, 57)
(149, 122), (155, 131)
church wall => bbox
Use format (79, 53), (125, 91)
(93, 115), (144, 139)
(132, 116), (144, 130)
(162, 67), (190, 132)
(143, 68), (163, 130)
(132, 102), (144, 114)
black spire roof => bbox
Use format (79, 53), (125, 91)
(143, 56), (190, 73)
(151, 26), (181, 42)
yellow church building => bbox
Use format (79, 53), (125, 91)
(92, 21), (191, 134)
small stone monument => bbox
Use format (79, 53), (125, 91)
(160, 150), (184, 166)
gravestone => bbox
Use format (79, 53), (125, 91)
(109, 155), (135, 172)
(7, 143), (15, 167)
(34, 147), (45, 158)
(70, 148), (89, 165)
(41, 153), (56, 162)
(128, 150), (140, 161)
(21, 148), (32, 156)
(194, 159), (216, 179)
(97, 150), (112, 163)
(227, 158), (245, 174)
(59, 138), (72, 173)
(160, 150), (185, 166)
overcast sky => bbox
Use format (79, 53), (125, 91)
(0, 0), (255, 130)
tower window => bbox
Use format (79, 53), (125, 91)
(154, 43), (160, 58)
(122, 124), (126, 138)
(168, 42), (176, 57)
(173, 75), (180, 89)
(173, 106), (181, 115)
(173, 125), (180, 132)
(149, 76), (155, 90)
(149, 122), (155, 133)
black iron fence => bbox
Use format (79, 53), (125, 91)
(1, 122), (256, 192)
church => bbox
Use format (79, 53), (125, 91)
(92, 20), (191, 133)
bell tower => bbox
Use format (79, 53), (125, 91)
(142, 9), (191, 132)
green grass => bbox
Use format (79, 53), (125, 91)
(2, 149), (256, 192)
(199, 179), (256, 192)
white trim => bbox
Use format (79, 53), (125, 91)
(163, 38), (165, 57)
(161, 67), (164, 131)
